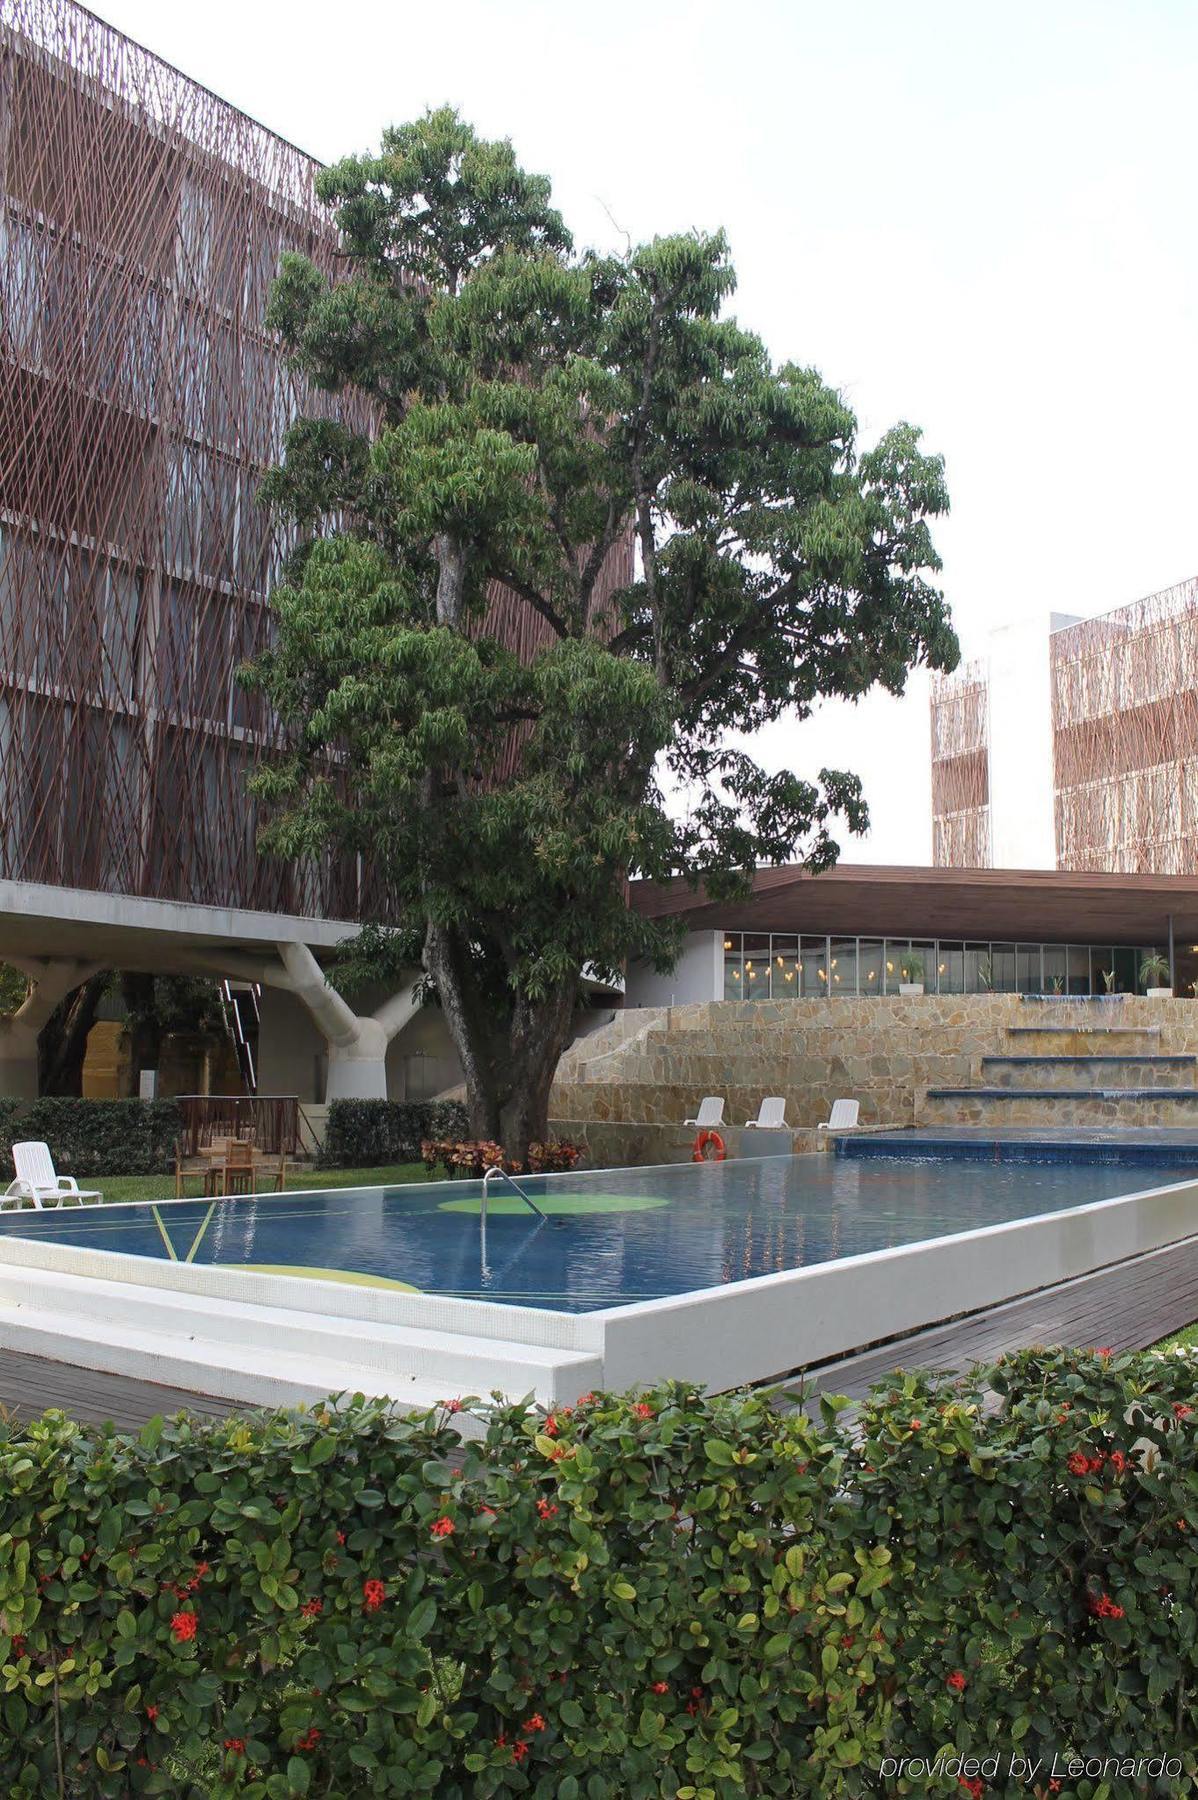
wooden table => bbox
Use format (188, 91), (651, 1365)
(197, 1142), (285, 1196)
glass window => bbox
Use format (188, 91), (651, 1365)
(1042, 945), (1067, 994)
(829, 938), (857, 997)
(1067, 945), (1090, 994)
(1017, 944), (1043, 993)
(800, 936), (828, 997)
(937, 942), (964, 994)
(882, 941), (907, 995)
(722, 933), (742, 1000)
(990, 944), (1017, 992)
(771, 935), (800, 997)
(1113, 946), (1138, 995)
(743, 934), (770, 1001)
(858, 939), (883, 995)
(963, 943), (992, 993)
(1092, 948), (1117, 994)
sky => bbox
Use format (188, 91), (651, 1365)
(98, 0), (1198, 862)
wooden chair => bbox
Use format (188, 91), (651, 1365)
(221, 1138), (256, 1197)
(273, 1152), (288, 1193)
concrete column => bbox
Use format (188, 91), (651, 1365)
(275, 942), (421, 1102)
(0, 958), (103, 1098)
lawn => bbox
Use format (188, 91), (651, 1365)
(97, 1162), (433, 1204)
(1154, 1322), (1198, 1353)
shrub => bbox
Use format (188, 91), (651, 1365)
(0, 1097), (182, 1178)
(317, 1098), (468, 1169)
(0, 1350), (1196, 1794)
(418, 1138), (581, 1178)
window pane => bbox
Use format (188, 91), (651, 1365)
(1017, 944), (1042, 993)
(963, 944), (991, 993)
(937, 942), (964, 994)
(829, 938), (857, 997)
(1067, 945), (1090, 994)
(743, 934), (770, 1001)
(990, 944), (1017, 992)
(858, 939), (883, 995)
(770, 935), (800, 997)
(800, 937), (828, 996)
(722, 934), (742, 1000)
(1042, 945), (1067, 993)
(883, 941), (907, 995)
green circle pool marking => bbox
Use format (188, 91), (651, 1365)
(437, 1191), (668, 1217)
(239, 1264), (420, 1292)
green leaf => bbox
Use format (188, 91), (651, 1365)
(287, 1754), (312, 1794)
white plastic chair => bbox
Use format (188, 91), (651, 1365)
(818, 1099), (860, 1132)
(744, 1097), (787, 1130)
(4, 1142), (102, 1208)
(683, 1096), (725, 1130)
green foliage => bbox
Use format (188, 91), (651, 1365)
(0, 963), (29, 1015)
(0, 1099), (182, 1179)
(1140, 953), (1171, 989)
(246, 106), (956, 1152)
(1, 1352), (1197, 1795)
(898, 951), (924, 983)
(318, 1098), (469, 1169)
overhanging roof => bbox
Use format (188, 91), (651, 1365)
(630, 864), (1198, 947)
(0, 880), (356, 972)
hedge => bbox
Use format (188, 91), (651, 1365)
(1, 1350), (1197, 1796)
(317, 1098), (469, 1169)
(0, 1098), (182, 1179)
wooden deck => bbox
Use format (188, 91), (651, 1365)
(0, 1234), (1196, 1430)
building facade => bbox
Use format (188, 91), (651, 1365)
(931, 577), (1198, 875)
(0, 0), (374, 919)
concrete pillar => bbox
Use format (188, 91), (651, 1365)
(0, 958), (103, 1098)
(275, 942), (421, 1103)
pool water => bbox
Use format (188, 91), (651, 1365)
(0, 1154), (1191, 1314)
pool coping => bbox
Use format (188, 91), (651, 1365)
(0, 1163), (1195, 1402)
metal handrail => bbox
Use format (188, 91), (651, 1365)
(481, 1164), (547, 1222)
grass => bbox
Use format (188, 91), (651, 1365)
(96, 1162), (433, 1205)
(1152, 1322), (1198, 1353)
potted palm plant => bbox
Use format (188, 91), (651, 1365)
(1139, 952), (1172, 999)
(899, 951), (925, 997)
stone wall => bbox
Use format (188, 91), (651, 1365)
(550, 994), (1198, 1163)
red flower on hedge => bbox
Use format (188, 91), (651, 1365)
(543, 1414), (559, 1437)
(479, 1503), (497, 1517)
(650, 1680), (669, 1694)
(524, 1713), (546, 1733)
(910, 1419), (922, 1431)
(169, 1611), (197, 1643)
(442, 1397), (462, 1413)
(1173, 1402), (1193, 1420)
(511, 1741), (529, 1764)
(536, 1499), (558, 1520)
(1067, 1450), (1104, 1475)
(946, 1671), (967, 1692)
(10, 1635), (26, 1658)
(1108, 1449), (1128, 1476)
(632, 1403), (654, 1419)
(223, 1738), (246, 1755)
(335, 1530), (346, 1546)
(301, 1598), (323, 1618)
(959, 1780), (984, 1799)
(145, 1705), (158, 1721)
(362, 1579), (386, 1612)
(577, 1392), (597, 1406)
(1093, 1346), (1114, 1357)
(430, 1516), (455, 1539)
(296, 1727), (321, 1752)
(1087, 1591), (1125, 1620)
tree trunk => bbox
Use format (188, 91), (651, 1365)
(423, 923), (576, 1164)
(120, 973), (163, 1090)
(38, 974), (111, 1096)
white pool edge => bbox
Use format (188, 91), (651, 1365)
(0, 1171), (1193, 1407)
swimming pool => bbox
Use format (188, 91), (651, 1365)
(0, 1155), (1195, 1409)
(0, 1153), (1194, 1313)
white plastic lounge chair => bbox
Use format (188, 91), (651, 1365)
(4, 1142), (102, 1209)
(818, 1099), (860, 1132)
(683, 1096), (726, 1130)
(744, 1097), (787, 1130)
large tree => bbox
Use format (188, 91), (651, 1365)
(248, 108), (957, 1159)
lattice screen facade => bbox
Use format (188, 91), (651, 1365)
(929, 660), (991, 867)
(0, 0), (374, 917)
(1051, 576), (1198, 874)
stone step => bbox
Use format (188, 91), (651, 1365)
(980, 1055), (1196, 1091)
(921, 1088), (1198, 1129)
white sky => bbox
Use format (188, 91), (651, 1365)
(99, 0), (1198, 862)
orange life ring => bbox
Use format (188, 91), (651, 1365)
(692, 1129), (726, 1162)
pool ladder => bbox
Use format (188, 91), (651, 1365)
(481, 1164), (547, 1222)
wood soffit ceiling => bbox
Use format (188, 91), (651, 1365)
(629, 865), (1198, 947)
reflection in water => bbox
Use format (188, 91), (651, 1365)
(0, 1155), (1189, 1316)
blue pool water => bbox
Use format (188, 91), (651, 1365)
(0, 1155), (1192, 1314)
